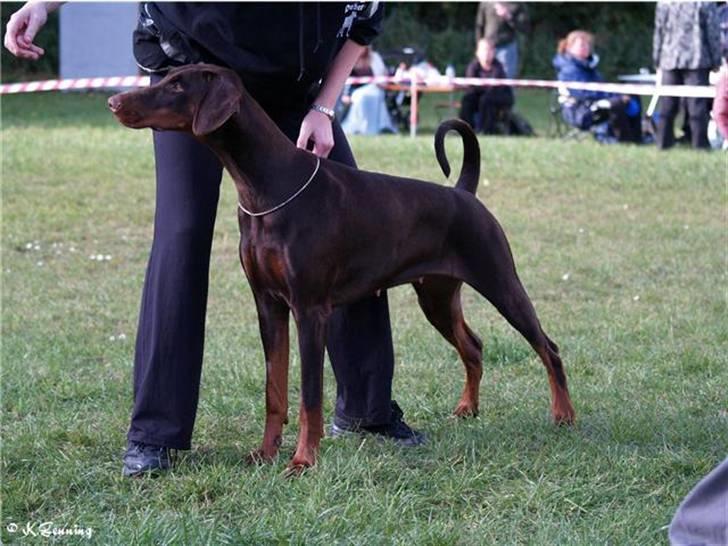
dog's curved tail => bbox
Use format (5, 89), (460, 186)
(434, 119), (480, 194)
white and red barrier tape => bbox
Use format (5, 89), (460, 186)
(345, 75), (716, 99)
(0, 75), (149, 94)
(0, 74), (715, 98)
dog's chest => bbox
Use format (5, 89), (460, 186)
(240, 242), (290, 292)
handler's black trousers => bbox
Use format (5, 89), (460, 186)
(127, 93), (395, 450)
(656, 68), (711, 150)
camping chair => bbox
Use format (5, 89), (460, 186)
(548, 84), (610, 140)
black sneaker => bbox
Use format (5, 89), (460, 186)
(122, 441), (174, 477)
(329, 401), (426, 447)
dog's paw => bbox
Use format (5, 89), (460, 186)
(552, 404), (576, 426)
(453, 401), (479, 418)
(283, 460), (313, 478)
(245, 448), (277, 466)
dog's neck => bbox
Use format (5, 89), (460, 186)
(198, 93), (320, 216)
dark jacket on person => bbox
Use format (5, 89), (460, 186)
(133, 2), (384, 107)
(552, 52), (611, 102)
(552, 52), (616, 130)
(464, 58), (513, 106)
(552, 51), (640, 135)
(474, 2), (529, 47)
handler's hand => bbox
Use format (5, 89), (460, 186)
(4, 2), (49, 60)
(296, 110), (334, 158)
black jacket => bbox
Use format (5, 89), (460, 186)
(134, 2), (383, 104)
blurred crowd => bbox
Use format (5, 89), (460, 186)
(456, 1), (723, 149)
(342, 1), (725, 151)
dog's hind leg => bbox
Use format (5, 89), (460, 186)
(413, 276), (483, 417)
(454, 208), (575, 424)
(466, 256), (575, 424)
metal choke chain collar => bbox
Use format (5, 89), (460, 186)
(237, 157), (321, 217)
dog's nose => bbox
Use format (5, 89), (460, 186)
(108, 95), (122, 113)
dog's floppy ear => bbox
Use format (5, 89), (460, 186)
(192, 70), (242, 136)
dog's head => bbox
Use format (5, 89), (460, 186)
(108, 63), (243, 136)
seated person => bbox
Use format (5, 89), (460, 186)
(341, 46), (397, 135)
(459, 38), (514, 134)
(552, 30), (642, 143)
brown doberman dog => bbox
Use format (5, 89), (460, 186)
(109, 64), (575, 473)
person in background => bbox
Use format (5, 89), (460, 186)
(5, 1), (425, 478)
(712, 66), (728, 145)
(652, 1), (721, 150)
(475, 2), (529, 79)
(341, 46), (396, 135)
(459, 38), (514, 134)
(712, 3), (728, 146)
(553, 30), (642, 144)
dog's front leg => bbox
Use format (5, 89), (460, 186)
(287, 306), (329, 475)
(247, 293), (290, 465)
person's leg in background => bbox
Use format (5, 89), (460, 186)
(684, 69), (711, 149)
(626, 96), (644, 143)
(459, 90), (484, 132)
(478, 93), (498, 134)
(495, 40), (518, 79)
(124, 75), (224, 475)
(678, 99), (692, 144)
(607, 97), (642, 143)
(656, 69), (683, 150)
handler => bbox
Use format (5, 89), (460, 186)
(5, 1), (424, 477)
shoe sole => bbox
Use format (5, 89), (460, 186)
(122, 463), (172, 478)
(328, 424), (426, 447)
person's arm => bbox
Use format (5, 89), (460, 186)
(4, 1), (64, 60)
(296, 39), (366, 158)
(474, 2), (487, 43)
(465, 60), (478, 79)
(702, 4), (721, 70)
(297, 2), (384, 157)
(501, 4), (530, 34)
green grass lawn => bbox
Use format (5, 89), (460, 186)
(2, 91), (726, 545)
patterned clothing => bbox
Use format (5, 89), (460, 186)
(653, 1), (721, 70)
